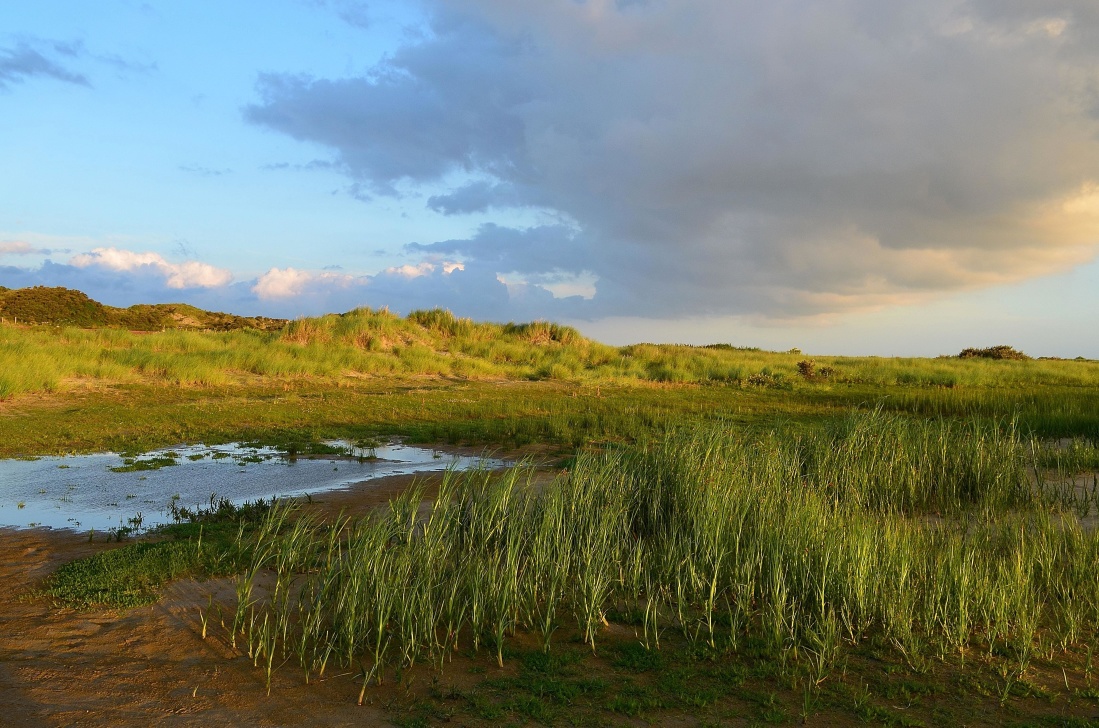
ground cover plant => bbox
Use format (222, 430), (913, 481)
(2, 288), (1099, 459)
(3, 287), (1099, 724)
(2, 288), (1098, 406)
(165, 409), (1099, 724)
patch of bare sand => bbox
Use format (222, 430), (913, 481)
(0, 465), (566, 726)
(0, 478), (418, 725)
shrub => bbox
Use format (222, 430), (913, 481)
(958, 345), (1030, 361)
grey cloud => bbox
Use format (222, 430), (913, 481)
(263, 159), (339, 172)
(0, 37), (156, 92)
(306, 0), (373, 29)
(178, 165), (233, 177)
(0, 42), (90, 89)
(427, 181), (526, 215)
(407, 224), (590, 276)
(246, 1), (1099, 320)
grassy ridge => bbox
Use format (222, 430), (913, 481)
(3, 302), (1098, 395)
(0, 285), (285, 331)
(2, 286), (1098, 458)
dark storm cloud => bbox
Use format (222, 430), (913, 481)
(246, 1), (1099, 320)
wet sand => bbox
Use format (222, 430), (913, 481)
(0, 465), (560, 727)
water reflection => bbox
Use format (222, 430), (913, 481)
(0, 441), (503, 533)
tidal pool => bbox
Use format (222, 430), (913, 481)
(0, 441), (504, 533)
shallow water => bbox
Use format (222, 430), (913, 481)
(0, 441), (503, 533)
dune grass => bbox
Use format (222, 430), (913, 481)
(191, 409), (1097, 711)
(3, 307), (1098, 401)
(3, 305), (1099, 459)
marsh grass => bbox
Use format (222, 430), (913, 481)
(216, 409), (1099, 696)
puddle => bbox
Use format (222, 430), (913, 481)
(0, 441), (504, 533)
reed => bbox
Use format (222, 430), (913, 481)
(217, 408), (1099, 691)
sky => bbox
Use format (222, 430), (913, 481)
(2, 0), (1099, 357)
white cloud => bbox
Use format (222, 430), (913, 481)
(383, 260), (465, 279)
(0, 241), (47, 256)
(498, 269), (597, 299)
(69, 247), (232, 289)
(253, 267), (356, 299)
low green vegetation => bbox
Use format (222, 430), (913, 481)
(1, 288), (1097, 404)
(0, 285), (284, 332)
(7, 287), (1099, 723)
(2, 286), (1098, 458)
(43, 539), (217, 608)
(42, 497), (274, 608)
(958, 345), (1032, 361)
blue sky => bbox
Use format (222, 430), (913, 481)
(3, 1), (1098, 357)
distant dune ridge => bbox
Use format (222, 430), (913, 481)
(0, 285), (286, 331)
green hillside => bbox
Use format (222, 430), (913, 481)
(0, 286), (285, 331)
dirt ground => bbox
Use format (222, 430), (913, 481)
(0, 474), (451, 726)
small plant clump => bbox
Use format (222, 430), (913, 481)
(109, 455), (179, 472)
(958, 345), (1030, 360)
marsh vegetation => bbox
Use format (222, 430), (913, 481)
(4, 288), (1099, 724)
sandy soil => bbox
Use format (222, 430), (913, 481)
(0, 463), (567, 727)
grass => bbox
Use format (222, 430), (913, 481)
(3, 294), (1098, 458)
(92, 408), (1086, 724)
(0, 285), (285, 331)
(42, 540), (210, 608)
(128, 410), (1090, 718)
(20, 404), (1099, 724)
(6, 287), (1099, 723)
(3, 299), (1098, 399)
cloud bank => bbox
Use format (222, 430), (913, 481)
(242, 0), (1099, 320)
(0, 245), (564, 321)
(69, 247), (233, 289)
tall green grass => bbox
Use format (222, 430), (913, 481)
(220, 409), (1099, 693)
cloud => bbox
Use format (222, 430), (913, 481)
(69, 247), (233, 289)
(1, 239), (558, 322)
(0, 241), (54, 256)
(427, 181), (526, 215)
(0, 41), (90, 89)
(0, 36), (156, 92)
(383, 260), (464, 278)
(244, 0), (1099, 320)
(253, 267), (356, 299)
(239, 255), (585, 320)
(305, 0), (373, 29)
(178, 165), (233, 177)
